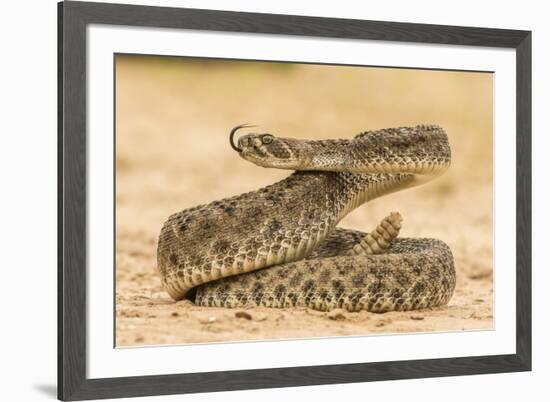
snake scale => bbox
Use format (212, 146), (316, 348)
(157, 125), (455, 312)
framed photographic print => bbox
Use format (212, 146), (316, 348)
(58, 1), (531, 400)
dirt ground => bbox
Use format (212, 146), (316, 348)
(115, 55), (494, 346)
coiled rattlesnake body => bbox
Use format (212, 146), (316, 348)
(157, 125), (455, 312)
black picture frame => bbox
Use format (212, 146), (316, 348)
(58, 1), (532, 400)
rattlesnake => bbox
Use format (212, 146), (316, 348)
(157, 125), (455, 312)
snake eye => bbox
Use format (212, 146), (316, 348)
(261, 134), (273, 144)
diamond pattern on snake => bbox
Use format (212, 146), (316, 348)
(157, 125), (455, 312)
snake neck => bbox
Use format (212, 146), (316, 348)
(330, 171), (419, 224)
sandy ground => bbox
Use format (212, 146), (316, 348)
(115, 56), (494, 346)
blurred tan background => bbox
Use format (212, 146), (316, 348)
(115, 55), (493, 347)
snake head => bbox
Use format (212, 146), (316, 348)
(230, 125), (303, 169)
